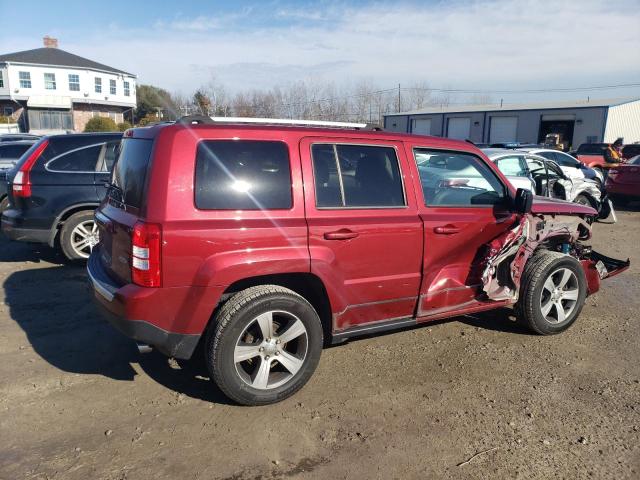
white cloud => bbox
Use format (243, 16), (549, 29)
(4, 0), (639, 98)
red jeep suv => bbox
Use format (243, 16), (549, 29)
(88, 116), (629, 405)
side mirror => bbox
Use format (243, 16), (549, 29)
(514, 188), (533, 214)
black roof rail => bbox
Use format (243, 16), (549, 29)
(177, 115), (214, 125)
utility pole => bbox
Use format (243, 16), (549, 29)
(397, 83), (401, 113)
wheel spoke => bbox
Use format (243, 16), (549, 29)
(558, 269), (573, 288)
(554, 301), (566, 322)
(277, 351), (304, 376)
(278, 319), (306, 345)
(255, 312), (274, 339)
(90, 222), (98, 234)
(251, 358), (271, 389)
(562, 288), (579, 301)
(73, 238), (91, 250)
(76, 224), (90, 236)
(543, 277), (556, 292)
(234, 344), (262, 363)
(541, 297), (554, 316)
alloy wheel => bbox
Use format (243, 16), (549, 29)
(233, 310), (309, 390)
(540, 267), (580, 324)
(70, 220), (99, 259)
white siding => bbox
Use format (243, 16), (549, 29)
(3, 64), (136, 107)
(604, 100), (640, 143)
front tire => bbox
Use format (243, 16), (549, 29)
(59, 211), (99, 261)
(574, 194), (592, 207)
(0, 196), (9, 214)
(516, 251), (587, 335)
(206, 285), (323, 405)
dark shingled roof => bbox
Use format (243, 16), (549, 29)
(0, 47), (134, 76)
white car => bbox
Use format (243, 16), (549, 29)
(483, 149), (615, 221)
(517, 147), (604, 185)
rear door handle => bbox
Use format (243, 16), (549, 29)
(434, 225), (461, 235)
(324, 229), (359, 240)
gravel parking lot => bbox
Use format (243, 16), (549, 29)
(1, 208), (638, 480)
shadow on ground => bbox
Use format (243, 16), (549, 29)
(3, 256), (233, 403)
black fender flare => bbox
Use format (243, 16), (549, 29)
(48, 203), (100, 247)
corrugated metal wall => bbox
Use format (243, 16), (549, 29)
(604, 100), (640, 143)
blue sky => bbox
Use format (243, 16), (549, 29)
(1, 0), (639, 101)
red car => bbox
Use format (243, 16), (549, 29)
(606, 155), (640, 204)
(574, 143), (611, 170)
(87, 116), (629, 405)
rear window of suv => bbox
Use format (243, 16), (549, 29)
(112, 138), (153, 208)
(195, 140), (292, 210)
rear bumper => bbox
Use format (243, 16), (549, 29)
(87, 251), (221, 359)
(1, 210), (50, 243)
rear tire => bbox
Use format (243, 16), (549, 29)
(515, 251), (587, 335)
(0, 196), (8, 214)
(59, 211), (99, 261)
(206, 285), (323, 406)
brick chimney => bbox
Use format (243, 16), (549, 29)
(43, 36), (58, 48)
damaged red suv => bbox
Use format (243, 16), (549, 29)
(88, 116), (629, 405)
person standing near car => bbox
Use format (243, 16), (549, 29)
(605, 138), (623, 164)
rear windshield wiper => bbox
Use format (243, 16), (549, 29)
(106, 183), (125, 204)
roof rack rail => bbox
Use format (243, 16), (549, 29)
(177, 115), (380, 130)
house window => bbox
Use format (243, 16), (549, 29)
(0, 71), (4, 88)
(44, 73), (56, 90)
(3, 107), (13, 116)
(109, 79), (116, 95)
(108, 111), (117, 121)
(19, 71), (31, 88)
(95, 77), (102, 93)
(68, 74), (80, 91)
(123, 81), (130, 97)
(92, 111), (100, 118)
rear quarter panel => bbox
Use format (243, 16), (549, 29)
(147, 126), (310, 289)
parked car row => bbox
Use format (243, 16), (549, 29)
(0, 121), (632, 406)
(1, 132), (122, 259)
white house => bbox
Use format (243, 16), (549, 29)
(0, 37), (136, 133)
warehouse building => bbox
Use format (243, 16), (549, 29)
(384, 97), (640, 149)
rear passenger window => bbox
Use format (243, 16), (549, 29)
(311, 144), (405, 208)
(414, 149), (505, 206)
(495, 155), (528, 177)
(47, 144), (102, 172)
(195, 140), (292, 210)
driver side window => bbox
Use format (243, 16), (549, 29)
(413, 148), (506, 207)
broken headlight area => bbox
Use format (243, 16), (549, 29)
(481, 213), (629, 302)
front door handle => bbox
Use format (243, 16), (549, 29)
(324, 229), (359, 240)
(434, 225), (461, 235)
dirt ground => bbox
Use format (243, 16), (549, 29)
(0, 207), (638, 480)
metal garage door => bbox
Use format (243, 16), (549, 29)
(447, 117), (471, 140)
(411, 118), (432, 135)
(489, 116), (518, 143)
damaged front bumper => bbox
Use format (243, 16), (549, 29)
(580, 250), (630, 295)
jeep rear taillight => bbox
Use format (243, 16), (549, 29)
(131, 221), (162, 287)
(13, 139), (49, 198)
